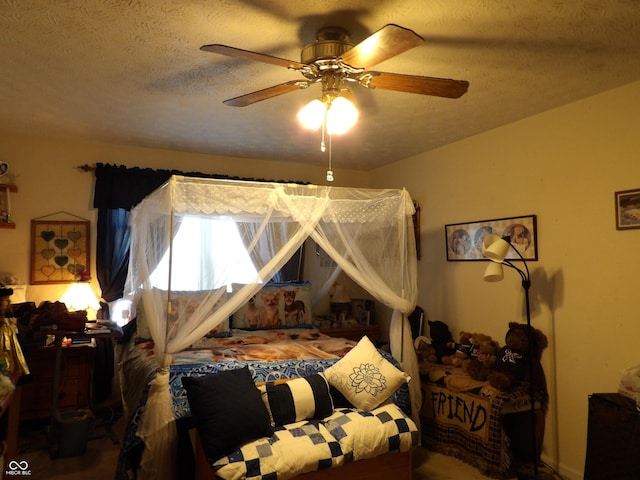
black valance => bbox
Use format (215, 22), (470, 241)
(92, 163), (310, 211)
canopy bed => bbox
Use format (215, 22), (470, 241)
(116, 175), (420, 480)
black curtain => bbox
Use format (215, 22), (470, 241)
(96, 208), (130, 306)
(92, 165), (173, 403)
(94, 164), (174, 316)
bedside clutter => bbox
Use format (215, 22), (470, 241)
(315, 297), (378, 343)
(320, 325), (380, 344)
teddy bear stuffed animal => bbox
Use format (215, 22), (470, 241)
(414, 336), (438, 365)
(427, 320), (455, 363)
(441, 330), (473, 366)
(487, 322), (548, 394)
(464, 333), (500, 381)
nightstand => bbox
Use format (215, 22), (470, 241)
(320, 324), (380, 344)
(20, 341), (94, 421)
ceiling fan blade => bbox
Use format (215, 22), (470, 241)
(201, 44), (306, 70)
(341, 24), (423, 69)
(223, 80), (312, 107)
(364, 71), (469, 99)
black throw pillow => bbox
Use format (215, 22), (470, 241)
(182, 367), (273, 463)
(261, 373), (334, 426)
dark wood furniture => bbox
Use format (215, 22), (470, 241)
(1, 384), (21, 473)
(20, 342), (94, 420)
(584, 393), (640, 479)
(320, 325), (380, 344)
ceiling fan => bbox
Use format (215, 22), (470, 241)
(200, 24), (469, 107)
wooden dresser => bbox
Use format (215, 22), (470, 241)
(20, 342), (94, 420)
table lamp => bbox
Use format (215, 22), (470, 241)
(60, 282), (101, 321)
(330, 284), (351, 324)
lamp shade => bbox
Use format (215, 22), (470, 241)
(483, 262), (504, 282)
(61, 282), (101, 319)
(482, 234), (511, 262)
(331, 284), (351, 304)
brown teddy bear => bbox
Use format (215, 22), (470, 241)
(464, 333), (500, 381)
(487, 322), (548, 394)
(441, 330), (473, 366)
(414, 336), (438, 365)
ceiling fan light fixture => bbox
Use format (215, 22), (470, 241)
(326, 95), (358, 135)
(297, 98), (325, 130)
(297, 95), (358, 135)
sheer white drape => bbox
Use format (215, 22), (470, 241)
(125, 176), (419, 480)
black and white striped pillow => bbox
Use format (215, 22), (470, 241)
(259, 373), (334, 426)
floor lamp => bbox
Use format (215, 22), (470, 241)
(482, 234), (554, 480)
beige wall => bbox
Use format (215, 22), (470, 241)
(369, 80), (640, 479)
(0, 133), (367, 306)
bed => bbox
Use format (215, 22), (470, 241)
(116, 176), (421, 480)
(116, 323), (418, 479)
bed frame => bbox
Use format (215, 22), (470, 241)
(193, 431), (414, 480)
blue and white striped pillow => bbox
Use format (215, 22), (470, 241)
(259, 373), (334, 426)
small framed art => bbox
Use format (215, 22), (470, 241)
(615, 189), (640, 230)
(445, 214), (538, 261)
(31, 219), (90, 284)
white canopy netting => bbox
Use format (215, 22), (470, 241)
(124, 175), (420, 480)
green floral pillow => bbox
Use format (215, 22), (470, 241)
(323, 335), (410, 411)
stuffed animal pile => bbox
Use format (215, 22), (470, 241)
(413, 319), (548, 396)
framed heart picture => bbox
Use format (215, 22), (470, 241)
(30, 219), (90, 284)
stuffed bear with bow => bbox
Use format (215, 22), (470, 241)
(487, 322), (548, 395)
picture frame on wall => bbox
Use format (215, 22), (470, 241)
(445, 214), (538, 261)
(31, 218), (91, 284)
(615, 188), (640, 230)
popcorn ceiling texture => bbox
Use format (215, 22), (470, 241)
(1, 0), (639, 170)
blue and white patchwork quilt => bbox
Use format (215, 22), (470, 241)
(212, 404), (419, 480)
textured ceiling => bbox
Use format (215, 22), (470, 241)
(1, 1), (640, 171)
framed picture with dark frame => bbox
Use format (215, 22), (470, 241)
(30, 219), (91, 284)
(615, 188), (640, 230)
(445, 214), (538, 261)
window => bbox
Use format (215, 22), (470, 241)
(152, 217), (259, 291)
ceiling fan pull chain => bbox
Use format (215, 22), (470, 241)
(320, 107), (327, 152)
(326, 134), (334, 182)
